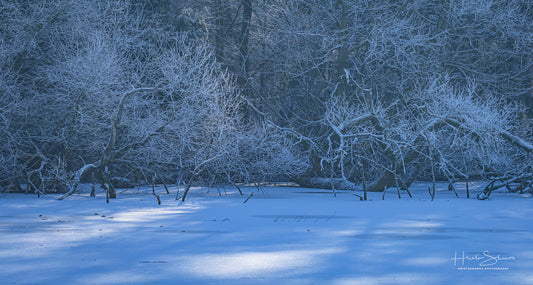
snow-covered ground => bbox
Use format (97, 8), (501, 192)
(1, 182), (532, 285)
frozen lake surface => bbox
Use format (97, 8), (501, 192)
(1, 182), (532, 284)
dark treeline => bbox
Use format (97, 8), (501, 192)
(1, 0), (532, 198)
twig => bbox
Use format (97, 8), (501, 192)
(243, 192), (254, 203)
(395, 174), (401, 199)
(152, 177), (161, 205)
(157, 174), (170, 194)
(181, 174), (196, 202)
(360, 163), (367, 201)
(353, 193), (364, 201)
(232, 182), (243, 195)
(465, 177), (470, 198)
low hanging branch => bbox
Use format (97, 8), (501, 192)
(478, 172), (533, 200)
(245, 83), (533, 199)
(58, 87), (158, 200)
(59, 163), (99, 200)
(500, 130), (533, 152)
(366, 117), (533, 194)
(477, 130), (533, 200)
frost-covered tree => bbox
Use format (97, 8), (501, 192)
(242, 0), (532, 193)
(1, 0), (531, 199)
(1, 0), (155, 195)
(0, 0), (308, 197)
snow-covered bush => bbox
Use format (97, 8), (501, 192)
(0, 0), (311, 196)
(0, 0), (146, 193)
(316, 75), (525, 192)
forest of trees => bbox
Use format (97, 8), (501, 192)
(1, 0), (532, 199)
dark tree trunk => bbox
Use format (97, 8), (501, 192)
(336, 0), (348, 78)
(214, 0), (226, 64)
(239, 0), (252, 86)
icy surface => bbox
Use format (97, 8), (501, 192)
(1, 182), (532, 284)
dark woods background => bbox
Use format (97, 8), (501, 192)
(1, 0), (532, 196)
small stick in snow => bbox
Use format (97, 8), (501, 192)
(158, 175), (170, 194)
(428, 186), (436, 201)
(243, 192), (254, 203)
(353, 193), (363, 201)
(361, 165), (367, 201)
(232, 182), (243, 196)
(163, 182), (170, 194)
(382, 186), (387, 200)
(152, 178), (161, 205)
(395, 175), (401, 199)
(404, 184), (413, 198)
(465, 178), (470, 198)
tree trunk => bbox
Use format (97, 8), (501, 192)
(214, 0), (226, 64)
(336, 0), (348, 78)
(239, 0), (252, 86)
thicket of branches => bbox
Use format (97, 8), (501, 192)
(0, 0), (531, 198)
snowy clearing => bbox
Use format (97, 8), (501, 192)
(1, 182), (532, 285)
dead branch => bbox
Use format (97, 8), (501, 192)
(500, 130), (533, 152)
(243, 192), (253, 203)
(152, 176), (161, 205)
(478, 172), (533, 200)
